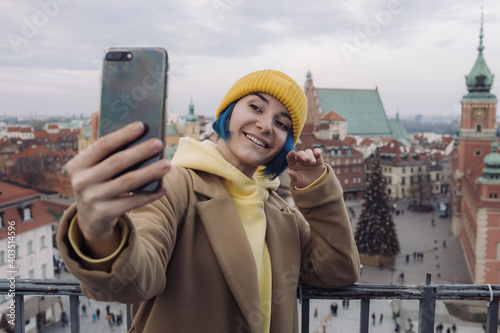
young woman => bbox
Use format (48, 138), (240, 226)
(57, 69), (360, 332)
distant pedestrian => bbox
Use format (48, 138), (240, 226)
(372, 312), (376, 325)
(443, 240), (447, 248)
(96, 308), (100, 319)
(413, 251), (416, 260)
(406, 254), (409, 263)
(452, 324), (457, 332)
(61, 311), (68, 327)
(345, 299), (350, 309)
(107, 313), (113, 328)
(379, 313), (383, 324)
(395, 323), (401, 332)
(436, 323), (444, 332)
(106, 305), (110, 315)
(81, 304), (87, 317)
(92, 312), (96, 322)
(399, 272), (405, 283)
(330, 302), (338, 316)
(314, 307), (318, 318)
(446, 327), (451, 333)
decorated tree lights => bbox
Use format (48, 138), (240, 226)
(354, 148), (400, 267)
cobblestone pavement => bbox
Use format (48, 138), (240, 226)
(306, 193), (487, 333)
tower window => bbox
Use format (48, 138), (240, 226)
(475, 150), (482, 156)
(476, 124), (482, 132)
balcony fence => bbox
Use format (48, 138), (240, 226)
(1, 273), (499, 333)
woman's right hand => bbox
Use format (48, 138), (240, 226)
(64, 112), (170, 258)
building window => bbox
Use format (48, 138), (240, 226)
(436, 174), (440, 181)
(40, 236), (46, 249)
(401, 177), (406, 185)
(402, 168), (405, 174)
(497, 243), (500, 261)
(41, 264), (47, 279)
(477, 124), (482, 132)
(345, 179), (349, 185)
(28, 269), (34, 279)
(23, 207), (32, 222)
(0, 250), (5, 266)
(27, 240), (33, 254)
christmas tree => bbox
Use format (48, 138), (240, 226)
(354, 148), (400, 257)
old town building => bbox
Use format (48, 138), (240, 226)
(450, 17), (500, 284)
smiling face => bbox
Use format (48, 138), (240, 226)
(216, 93), (292, 178)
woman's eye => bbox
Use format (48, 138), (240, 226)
(276, 120), (289, 130)
(250, 104), (261, 112)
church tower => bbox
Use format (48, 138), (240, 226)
(451, 13), (500, 284)
(457, 13), (497, 176)
(304, 70), (323, 125)
(184, 99), (200, 140)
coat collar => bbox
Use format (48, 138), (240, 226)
(189, 170), (298, 332)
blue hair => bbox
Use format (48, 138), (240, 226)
(212, 102), (294, 180)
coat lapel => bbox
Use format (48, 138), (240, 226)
(265, 199), (300, 332)
(197, 196), (262, 332)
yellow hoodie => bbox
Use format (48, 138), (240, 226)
(172, 137), (276, 332)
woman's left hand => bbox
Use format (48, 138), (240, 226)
(286, 148), (325, 188)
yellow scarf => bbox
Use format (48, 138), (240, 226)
(171, 137), (275, 332)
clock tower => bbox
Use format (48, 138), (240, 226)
(451, 13), (500, 284)
(457, 13), (497, 175)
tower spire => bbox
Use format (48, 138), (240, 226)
(478, 9), (484, 54)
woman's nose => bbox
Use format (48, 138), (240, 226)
(256, 116), (273, 132)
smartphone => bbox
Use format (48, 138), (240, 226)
(98, 47), (168, 193)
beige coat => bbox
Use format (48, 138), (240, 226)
(57, 164), (359, 332)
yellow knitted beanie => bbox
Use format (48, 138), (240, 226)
(216, 69), (307, 144)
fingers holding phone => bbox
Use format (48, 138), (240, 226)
(67, 121), (169, 232)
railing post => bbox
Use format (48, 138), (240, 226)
(69, 295), (80, 333)
(418, 273), (436, 333)
(359, 299), (370, 333)
(486, 301), (499, 333)
(127, 304), (132, 331)
(14, 294), (25, 333)
(300, 285), (310, 333)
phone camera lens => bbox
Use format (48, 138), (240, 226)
(106, 51), (123, 61)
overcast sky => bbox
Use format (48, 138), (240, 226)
(1, 0), (499, 121)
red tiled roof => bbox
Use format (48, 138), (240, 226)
(0, 182), (56, 239)
(322, 110), (345, 121)
(379, 139), (407, 155)
(343, 136), (356, 146)
(360, 138), (374, 146)
(0, 181), (39, 206)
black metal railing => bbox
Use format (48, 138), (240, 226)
(1, 273), (498, 333)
